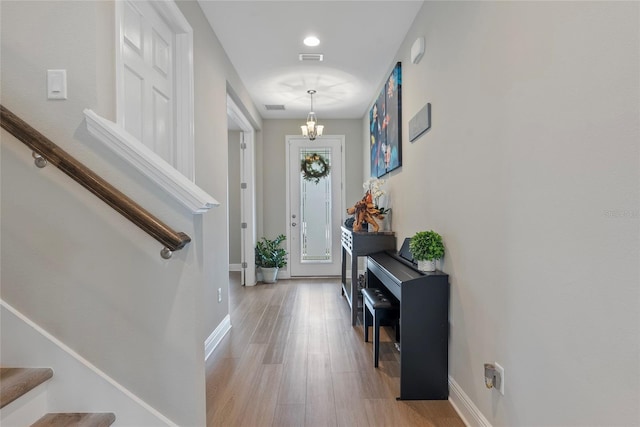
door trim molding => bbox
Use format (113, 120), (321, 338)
(227, 95), (257, 286)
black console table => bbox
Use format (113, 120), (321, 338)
(367, 251), (450, 400)
(340, 226), (395, 325)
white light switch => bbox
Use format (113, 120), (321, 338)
(47, 69), (67, 100)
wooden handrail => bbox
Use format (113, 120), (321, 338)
(0, 105), (191, 256)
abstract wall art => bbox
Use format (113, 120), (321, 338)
(369, 62), (402, 178)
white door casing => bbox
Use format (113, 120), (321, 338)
(228, 96), (257, 286)
(286, 136), (345, 277)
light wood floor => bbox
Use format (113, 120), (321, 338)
(205, 273), (464, 427)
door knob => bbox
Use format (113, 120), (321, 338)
(292, 222), (297, 227)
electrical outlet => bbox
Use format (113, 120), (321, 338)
(495, 362), (505, 395)
(217, 288), (222, 303)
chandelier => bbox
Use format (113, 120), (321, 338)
(301, 90), (324, 140)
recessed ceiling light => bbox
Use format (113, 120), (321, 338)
(303, 36), (320, 47)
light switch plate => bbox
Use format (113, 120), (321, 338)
(47, 69), (67, 100)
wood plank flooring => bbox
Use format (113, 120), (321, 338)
(206, 273), (464, 427)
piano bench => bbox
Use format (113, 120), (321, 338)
(362, 287), (400, 368)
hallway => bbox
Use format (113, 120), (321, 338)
(205, 273), (464, 426)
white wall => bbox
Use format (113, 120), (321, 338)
(1, 1), (261, 425)
(175, 0), (262, 344)
(364, 2), (639, 426)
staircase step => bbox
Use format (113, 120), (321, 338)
(0, 367), (54, 408)
(31, 413), (116, 427)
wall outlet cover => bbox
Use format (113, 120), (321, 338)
(495, 362), (505, 395)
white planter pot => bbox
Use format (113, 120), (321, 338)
(366, 213), (390, 232)
(417, 259), (436, 272)
(261, 267), (279, 283)
(382, 209), (392, 231)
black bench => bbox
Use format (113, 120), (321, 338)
(362, 287), (400, 367)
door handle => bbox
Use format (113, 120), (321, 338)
(292, 222), (297, 227)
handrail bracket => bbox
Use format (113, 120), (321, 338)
(32, 151), (48, 168)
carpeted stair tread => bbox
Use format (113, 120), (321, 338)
(0, 367), (54, 408)
(31, 413), (116, 427)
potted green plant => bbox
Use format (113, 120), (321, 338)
(255, 234), (288, 283)
(409, 230), (445, 272)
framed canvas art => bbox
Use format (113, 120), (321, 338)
(369, 89), (386, 178)
(369, 62), (402, 177)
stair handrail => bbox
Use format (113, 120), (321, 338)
(0, 104), (191, 258)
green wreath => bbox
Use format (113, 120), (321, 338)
(301, 153), (331, 184)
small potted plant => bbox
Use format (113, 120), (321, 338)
(255, 234), (288, 283)
(409, 230), (445, 272)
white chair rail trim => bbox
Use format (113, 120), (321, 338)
(84, 109), (218, 214)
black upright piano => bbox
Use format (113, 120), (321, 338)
(366, 243), (450, 400)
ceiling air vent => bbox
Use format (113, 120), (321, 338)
(265, 104), (285, 111)
(299, 53), (324, 62)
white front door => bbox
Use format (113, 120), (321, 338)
(287, 136), (344, 277)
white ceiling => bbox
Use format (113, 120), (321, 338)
(198, 1), (424, 120)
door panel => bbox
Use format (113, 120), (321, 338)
(123, 66), (143, 140)
(152, 88), (171, 161)
(288, 137), (343, 277)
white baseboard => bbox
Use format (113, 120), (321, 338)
(204, 315), (231, 361)
(229, 264), (242, 272)
(449, 376), (492, 427)
(276, 267), (290, 280)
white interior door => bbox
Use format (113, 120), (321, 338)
(121, 0), (175, 165)
(287, 136), (344, 277)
